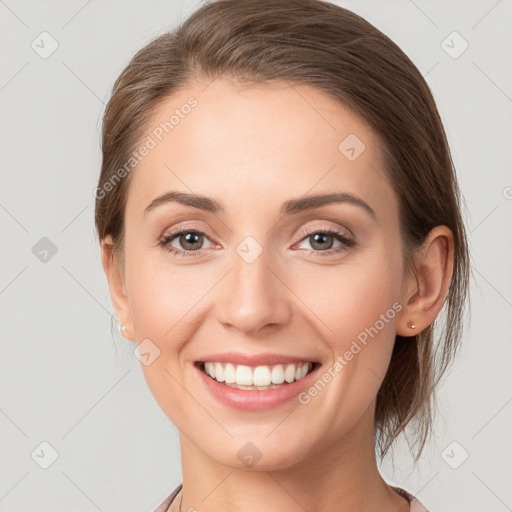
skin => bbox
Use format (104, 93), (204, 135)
(101, 76), (454, 512)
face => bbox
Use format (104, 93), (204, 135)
(112, 77), (412, 470)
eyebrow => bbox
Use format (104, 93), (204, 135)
(143, 191), (376, 220)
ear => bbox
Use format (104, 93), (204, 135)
(396, 225), (454, 337)
(101, 235), (135, 342)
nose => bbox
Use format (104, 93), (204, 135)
(217, 242), (292, 336)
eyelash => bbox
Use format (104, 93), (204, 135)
(158, 225), (356, 259)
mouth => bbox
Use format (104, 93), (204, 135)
(194, 360), (320, 391)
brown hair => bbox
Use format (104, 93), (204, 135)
(95, 0), (470, 461)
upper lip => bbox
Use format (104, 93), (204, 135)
(196, 352), (319, 367)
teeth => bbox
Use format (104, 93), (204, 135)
(202, 361), (313, 388)
(271, 365), (285, 384)
(214, 362), (224, 382)
(284, 364), (296, 383)
(236, 365), (253, 385)
(224, 363), (236, 384)
(253, 365), (271, 386)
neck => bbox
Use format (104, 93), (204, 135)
(175, 409), (408, 512)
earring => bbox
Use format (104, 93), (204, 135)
(407, 321), (416, 330)
(119, 324), (127, 334)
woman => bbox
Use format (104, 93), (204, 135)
(95, 1), (470, 510)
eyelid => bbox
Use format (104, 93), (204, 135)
(160, 222), (217, 241)
(294, 221), (353, 242)
(160, 221), (351, 244)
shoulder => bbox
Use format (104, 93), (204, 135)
(392, 486), (430, 512)
(153, 483), (182, 512)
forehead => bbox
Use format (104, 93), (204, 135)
(126, 77), (396, 223)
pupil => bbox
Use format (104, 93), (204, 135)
(182, 232), (202, 250)
(311, 233), (333, 250)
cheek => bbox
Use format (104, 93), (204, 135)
(126, 257), (206, 340)
(127, 241), (403, 354)
(289, 254), (403, 427)
(293, 250), (402, 367)
(124, 252), (208, 418)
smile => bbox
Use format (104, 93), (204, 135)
(197, 361), (316, 390)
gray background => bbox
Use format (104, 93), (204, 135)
(1, 0), (511, 510)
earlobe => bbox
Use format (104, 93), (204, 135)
(100, 236), (135, 341)
(396, 226), (454, 337)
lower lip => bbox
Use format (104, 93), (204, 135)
(195, 363), (320, 411)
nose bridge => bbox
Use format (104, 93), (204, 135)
(218, 234), (290, 334)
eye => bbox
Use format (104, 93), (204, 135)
(158, 228), (214, 257)
(158, 225), (356, 258)
(294, 227), (356, 256)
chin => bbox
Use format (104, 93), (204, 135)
(199, 433), (312, 471)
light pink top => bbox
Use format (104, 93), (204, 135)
(154, 483), (430, 511)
